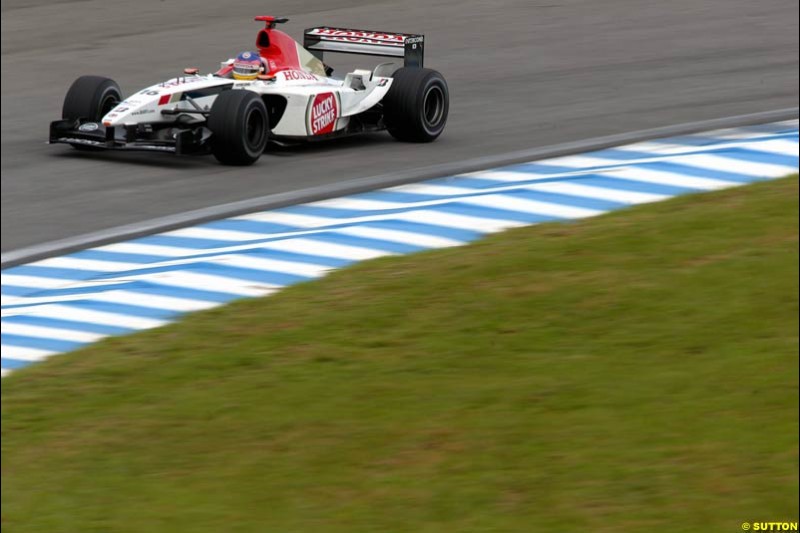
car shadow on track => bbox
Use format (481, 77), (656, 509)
(268, 132), (397, 157)
(48, 133), (397, 169)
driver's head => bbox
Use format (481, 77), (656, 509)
(232, 51), (262, 80)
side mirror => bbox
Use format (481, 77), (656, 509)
(257, 73), (275, 81)
(184, 67), (199, 75)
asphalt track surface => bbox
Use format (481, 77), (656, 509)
(2, 0), (798, 252)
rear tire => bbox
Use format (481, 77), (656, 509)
(208, 90), (269, 166)
(383, 67), (449, 142)
(61, 75), (122, 151)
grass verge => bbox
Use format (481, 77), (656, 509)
(2, 176), (798, 533)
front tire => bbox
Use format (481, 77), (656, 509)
(61, 75), (122, 151)
(208, 90), (269, 166)
(383, 67), (449, 142)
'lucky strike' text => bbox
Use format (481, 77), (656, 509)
(309, 93), (337, 135)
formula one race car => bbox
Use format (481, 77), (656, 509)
(49, 16), (449, 165)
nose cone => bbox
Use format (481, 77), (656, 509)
(100, 75), (230, 126)
(101, 94), (160, 126)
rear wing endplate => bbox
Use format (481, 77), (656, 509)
(303, 27), (424, 68)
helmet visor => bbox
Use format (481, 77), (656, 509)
(233, 60), (261, 80)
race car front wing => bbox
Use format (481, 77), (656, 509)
(49, 118), (212, 155)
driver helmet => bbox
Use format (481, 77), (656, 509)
(232, 51), (263, 80)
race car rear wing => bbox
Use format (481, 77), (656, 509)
(303, 27), (424, 68)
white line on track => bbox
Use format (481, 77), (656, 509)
(237, 209), (527, 233)
(1, 345), (56, 362)
(390, 179), (669, 204)
(1, 322), (106, 343)
(1, 304), (167, 329)
(2, 290), (217, 311)
(599, 168), (739, 190)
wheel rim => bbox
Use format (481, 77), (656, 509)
(245, 106), (266, 150)
(422, 85), (445, 130)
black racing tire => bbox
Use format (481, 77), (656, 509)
(383, 67), (449, 143)
(207, 90), (270, 166)
(61, 75), (122, 151)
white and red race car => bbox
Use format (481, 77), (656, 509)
(49, 15), (449, 165)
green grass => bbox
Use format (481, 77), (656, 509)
(2, 176), (798, 533)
